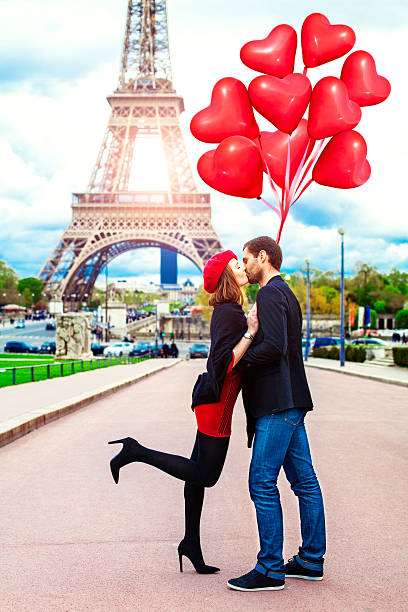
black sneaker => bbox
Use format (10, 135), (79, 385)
(284, 556), (323, 581)
(227, 569), (285, 591)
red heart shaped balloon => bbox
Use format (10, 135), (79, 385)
(190, 77), (259, 144)
(312, 130), (371, 189)
(301, 13), (356, 68)
(197, 136), (263, 199)
(249, 73), (312, 134)
(240, 24), (297, 78)
(259, 119), (315, 188)
(308, 77), (362, 140)
(341, 50), (391, 107)
(259, 119), (316, 189)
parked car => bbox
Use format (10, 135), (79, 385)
(91, 342), (106, 356)
(189, 343), (209, 359)
(14, 320), (25, 329)
(45, 321), (56, 331)
(129, 341), (154, 357)
(39, 341), (56, 354)
(351, 338), (388, 346)
(310, 337), (342, 352)
(103, 342), (134, 357)
(4, 341), (38, 353)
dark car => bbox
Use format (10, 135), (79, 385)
(91, 342), (106, 355)
(4, 341), (38, 353)
(129, 341), (154, 357)
(45, 321), (56, 331)
(189, 343), (209, 359)
(39, 341), (56, 354)
(310, 337), (342, 352)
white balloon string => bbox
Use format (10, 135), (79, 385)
(258, 135), (283, 212)
(284, 136), (291, 212)
(290, 138), (326, 204)
(259, 196), (282, 217)
(287, 137), (313, 204)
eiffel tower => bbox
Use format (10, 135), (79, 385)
(39, 0), (223, 303)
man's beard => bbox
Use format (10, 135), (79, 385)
(247, 267), (261, 284)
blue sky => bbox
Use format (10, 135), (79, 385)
(0, 0), (407, 286)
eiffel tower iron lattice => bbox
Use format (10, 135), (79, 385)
(39, 0), (223, 303)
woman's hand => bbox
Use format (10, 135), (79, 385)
(231, 303), (258, 368)
(247, 303), (258, 336)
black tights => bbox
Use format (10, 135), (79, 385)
(137, 431), (230, 543)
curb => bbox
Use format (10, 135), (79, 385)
(0, 359), (180, 449)
(305, 362), (408, 388)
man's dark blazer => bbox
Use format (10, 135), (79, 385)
(242, 275), (313, 447)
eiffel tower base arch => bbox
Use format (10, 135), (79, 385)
(40, 193), (223, 302)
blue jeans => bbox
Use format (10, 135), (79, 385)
(249, 408), (326, 580)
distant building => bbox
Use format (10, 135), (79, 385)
(159, 279), (197, 303)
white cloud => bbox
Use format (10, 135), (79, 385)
(0, 0), (406, 282)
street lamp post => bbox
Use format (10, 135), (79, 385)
(338, 227), (346, 367)
(305, 258), (311, 361)
(104, 263), (109, 342)
(155, 301), (159, 355)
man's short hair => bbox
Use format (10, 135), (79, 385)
(243, 236), (283, 271)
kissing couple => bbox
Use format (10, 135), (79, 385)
(108, 235), (326, 592)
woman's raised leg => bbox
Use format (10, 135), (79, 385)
(109, 431), (229, 487)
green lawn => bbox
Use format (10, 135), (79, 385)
(0, 354), (150, 388)
(0, 353), (55, 360)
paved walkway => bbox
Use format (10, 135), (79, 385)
(0, 358), (179, 447)
(305, 356), (408, 387)
(0, 360), (407, 611)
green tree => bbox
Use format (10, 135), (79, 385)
(87, 290), (101, 310)
(17, 277), (43, 304)
(384, 268), (408, 296)
(395, 309), (408, 329)
(320, 285), (339, 303)
(310, 269), (338, 289)
(0, 260), (20, 305)
(373, 300), (386, 314)
(245, 283), (260, 303)
(370, 290), (405, 313)
(347, 263), (383, 306)
(21, 287), (33, 308)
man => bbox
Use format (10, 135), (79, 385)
(227, 236), (326, 592)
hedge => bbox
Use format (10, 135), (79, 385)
(392, 346), (408, 367)
(311, 345), (366, 362)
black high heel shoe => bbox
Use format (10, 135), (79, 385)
(108, 437), (143, 484)
(177, 539), (220, 574)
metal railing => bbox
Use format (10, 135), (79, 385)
(0, 355), (151, 386)
(72, 192), (210, 206)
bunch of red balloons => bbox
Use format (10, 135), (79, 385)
(190, 13), (391, 243)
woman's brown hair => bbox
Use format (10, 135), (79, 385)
(209, 264), (244, 306)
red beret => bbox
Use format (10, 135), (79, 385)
(203, 250), (237, 294)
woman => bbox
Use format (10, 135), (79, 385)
(108, 250), (258, 574)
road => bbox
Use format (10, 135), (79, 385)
(0, 320), (208, 359)
(0, 320), (55, 351)
(0, 361), (407, 611)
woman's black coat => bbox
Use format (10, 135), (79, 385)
(191, 303), (247, 409)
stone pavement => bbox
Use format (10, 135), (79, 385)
(0, 360), (407, 611)
(305, 356), (408, 387)
(0, 358), (179, 447)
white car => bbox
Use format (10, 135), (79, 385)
(15, 320), (25, 328)
(351, 338), (388, 346)
(103, 342), (134, 357)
